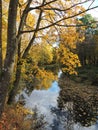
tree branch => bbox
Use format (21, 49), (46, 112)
(17, 0), (32, 37)
(20, 5), (98, 34)
(22, 0), (46, 58)
(27, 0), (91, 12)
(27, 0), (58, 12)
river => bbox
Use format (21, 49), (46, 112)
(17, 73), (98, 130)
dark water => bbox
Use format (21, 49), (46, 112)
(17, 73), (98, 130)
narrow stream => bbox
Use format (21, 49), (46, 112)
(17, 73), (98, 130)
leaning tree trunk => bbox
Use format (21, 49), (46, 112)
(0, 0), (3, 119)
(7, 42), (22, 104)
(7, 0), (33, 104)
(0, 0), (18, 118)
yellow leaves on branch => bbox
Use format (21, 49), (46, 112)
(58, 44), (81, 75)
(44, 9), (55, 20)
(20, 41), (56, 89)
(75, 6), (85, 16)
(60, 27), (78, 48)
(2, 0), (90, 78)
(25, 13), (36, 29)
(30, 42), (53, 65)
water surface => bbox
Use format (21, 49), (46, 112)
(18, 75), (98, 130)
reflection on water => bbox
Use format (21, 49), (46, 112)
(18, 73), (98, 130)
(18, 81), (60, 126)
(58, 74), (98, 130)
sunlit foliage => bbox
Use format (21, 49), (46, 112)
(30, 42), (53, 65)
(58, 44), (81, 75)
(23, 63), (57, 90)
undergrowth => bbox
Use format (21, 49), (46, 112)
(0, 104), (47, 130)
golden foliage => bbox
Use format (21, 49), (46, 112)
(35, 68), (57, 89)
(24, 63), (57, 90)
(25, 13), (36, 29)
(60, 27), (79, 48)
(30, 42), (53, 65)
(58, 44), (81, 75)
(2, 0), (8, 60)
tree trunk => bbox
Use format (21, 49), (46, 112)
(0, 0), (3, 119)
(7, 0), (33, 104)
(0, 0), (18, 118)
(8, 0), (46, 104)
(7, 62), (21, 104)
(0, 0), (2, 80)
(7, 41), (21, 104)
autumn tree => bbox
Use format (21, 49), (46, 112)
(57, 26), (81, 75)
(0, 0), (98, 118)
(0, 0), (2, 80)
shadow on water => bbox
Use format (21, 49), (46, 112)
(17, 72), (98, 130)
(57, 73), (98, 130)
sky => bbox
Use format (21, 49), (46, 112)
(84, 0), (98, 18)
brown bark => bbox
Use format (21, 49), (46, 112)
(8, 0), (46, 103)
(0, 0), (3, 119)
(7, 40), (21, 104)
(7, 62), (21, 104)
(8, 0), (46, 104)
(0, 0), (18, 118)
(7, 0), (47, 106)
(7, 0), (33, 104)
(0, 0), (2, 80)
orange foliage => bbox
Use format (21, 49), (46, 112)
(0, 105), (33, 130)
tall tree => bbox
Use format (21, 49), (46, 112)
(0, 0), (2, 80)
(0, 0), (18, 118)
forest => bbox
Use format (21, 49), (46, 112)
(0, 0), (98, 130)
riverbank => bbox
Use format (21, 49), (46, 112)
(68, 66), (98, 86)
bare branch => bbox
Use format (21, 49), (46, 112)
(27, 0), (58, 12)
(27, 0), (90, 12)
(18, 1), (28, 7)
(22, 0), (46, 58)
(88, 0), (95, 9)
(20, 5), (98, 34)
(17, 0), (32, 37)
